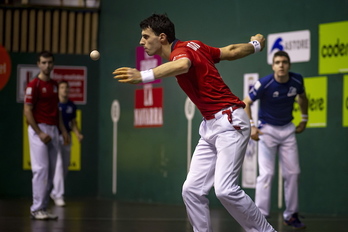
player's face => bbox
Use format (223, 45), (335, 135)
(272, 56), (290, 78)
(139, 27), (162, 56)
(37, 56), (54, 76)
(59, 83), (69, 98)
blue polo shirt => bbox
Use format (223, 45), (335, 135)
(248, 72), (305, 126)
(59, 100), (77, 133)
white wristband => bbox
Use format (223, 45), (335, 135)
(249, 40), (261, 53)
(301, 114), (308, 122)
(140, 69), (155, 83)
(250, 119), (255, 127)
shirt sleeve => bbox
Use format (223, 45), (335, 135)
(72, 103), (77, 119)
(248, 80), (263, 101)
(171, 47), (193, 62)
(203, 44), (221, 63)
(24, 81), (37, 105)
(298, 75), (305, 95)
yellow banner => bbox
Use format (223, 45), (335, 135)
(293, 77), (327, 127)
(343, 75), (348, 127)
(23, 110), (82, 170)
(319, 21), (348, 74)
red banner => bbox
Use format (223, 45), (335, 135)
(0, 45), (11, 91)
(134, 86), (163, 127)
(52, 66), (87, 104)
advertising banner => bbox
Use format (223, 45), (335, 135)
(293, 77), (327, 127)
(319, 21), (348, 74)
(267, 30), (310, 64)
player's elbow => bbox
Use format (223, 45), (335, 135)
(23, 104), (32, 116)
(242, 97), (252, 106)
(220, 45), (238, 61)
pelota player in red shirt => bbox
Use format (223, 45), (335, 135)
(24, 51), (69, 220)
(113, 14), (277, 232)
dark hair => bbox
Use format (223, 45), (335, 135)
(58, 80), (69, 87)
(37, 51), (54, 62)
(273, 51), (291, 64)
(140, 14), (176, 43)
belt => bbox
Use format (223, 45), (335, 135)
(204, 105), (241, 121)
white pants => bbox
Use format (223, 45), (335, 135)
(28, 124), (59, 212)
(51, 135), (71, 199)
(182, 107), (276, 232)
(255, 123), (300, 220)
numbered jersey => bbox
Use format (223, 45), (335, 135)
(249, 72), (305, 126)
(170, 40), (245, 119)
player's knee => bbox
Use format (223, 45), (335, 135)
(283, 173), (299, 182)
(182, 181), (194, 199)
(258, 173), (274, 182)
(215, 185), (240, 202)
(257, 173), (274, 188)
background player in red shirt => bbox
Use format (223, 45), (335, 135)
(113, 14), (276, 232)
(24, 51), (69, 220)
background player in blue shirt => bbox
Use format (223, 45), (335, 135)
(51, 80), (83, 207)
(243, 51), (308, 229)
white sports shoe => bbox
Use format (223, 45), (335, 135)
(31, 210), (58, 220)
(46, 211), (59, 219)
(51, 194), (66, 207)
(53, 198), (66, 207)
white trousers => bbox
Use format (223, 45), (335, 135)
(255, 123), (300, 220)
(28, 124), (59, 212)
(51, 135), (71, 199)
(182, 107), (276, 232)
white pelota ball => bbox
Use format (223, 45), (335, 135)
(90, 50), (100, 61)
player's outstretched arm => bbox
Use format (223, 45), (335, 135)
(220, 34), (265, 61)
(113, 58), (191, 84)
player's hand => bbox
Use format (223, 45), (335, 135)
(38, 132), (52, 144)
(112, 67), (142, 84)
(62, 131), (71, 145)
(250, 126), (263, 141)
(77, 133), (83, 142)
(250, 34), (265, 51)
(295, 121), (307, 133)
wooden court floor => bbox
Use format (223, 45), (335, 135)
(0, 197), (347, 232)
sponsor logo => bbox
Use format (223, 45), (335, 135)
(319, 21), (348, 74)
(267, 30), (310, 64)
(173, 54), (187, 61)
(67, 106), (73, 114)
(287, 87), (297, 97)
(254, 81), (261, 90)
(321, 38), (348, 58)
(270, 38), (283, 53)
(187, 42), (200, 51)
(26, 87), (32, 95)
